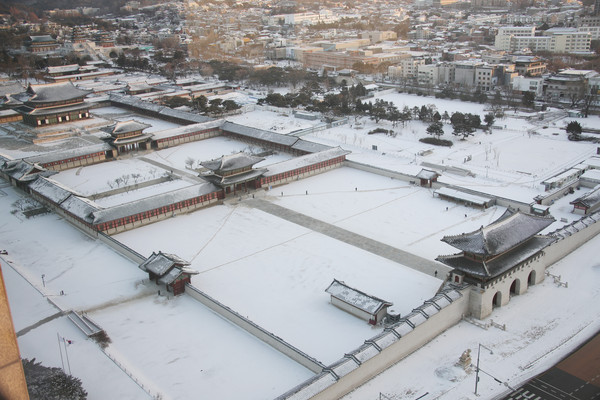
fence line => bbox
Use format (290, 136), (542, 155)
(102, 349), (161, 399)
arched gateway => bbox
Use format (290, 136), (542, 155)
(437, 209), (555, 319)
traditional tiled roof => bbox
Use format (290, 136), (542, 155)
(30, 35), (55, 43)
(26, 82), (91, 104)
(139, 251), (198, 285)
(201, 152), (265, 173)
(0, 82), (24, 97)
(434, 187), (493, 207)
(92, 182), (219, 224)
(221, 121), (299, 147)
(570, 185), (600, 209)
(104, 120), (152, 136)
(441, 211), (555, 256)
(24, 143), (113, 165)
(0, 160), (51, 181)
(139, 251), (191, 275)
(436, 236), (555, 279)
(416, 169), (439, 180)
(290, 140), (333, 154)
(17, 102), (90, 116)
(47, 64), (80, 75)
(211, 168), (267, 186)
(325, 279), (392, 315)
(263, 147), (350, 177)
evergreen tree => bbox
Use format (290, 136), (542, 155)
(426, 121), (444, 139)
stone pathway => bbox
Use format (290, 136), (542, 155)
(138, 156), (205, 183)
(246, 198), (451, 279)
(16, 310), (66, 337)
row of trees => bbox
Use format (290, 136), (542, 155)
(161, 95), (241, 116)
(426, 111), (495, 141)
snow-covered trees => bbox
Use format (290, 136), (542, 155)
(22, 358), (87, 400)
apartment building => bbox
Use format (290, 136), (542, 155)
(388, 56), (425, 79)
(512, 75), (544, 96)
(546, 28), (591, 53)
(513, 56), (547, 77)
(494, 26), (536, 50)
(495, 27), (591, 53)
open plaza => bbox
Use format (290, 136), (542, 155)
(1, 86), (600, 399)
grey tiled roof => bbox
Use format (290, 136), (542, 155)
(325, 279), (392, 315)
(27, 82), (91, 104)
(92, 182), (219, 224)
(221, 121), (299, 146)
(139, 251), (190, 276)
(201, 152), (265, 172)
(570, 185), (600, 208)
(441, 211), (555, 256)
(107, 120), (152, 135)
(436, 236), (555, 279)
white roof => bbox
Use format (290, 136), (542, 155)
(325, 279), (392, 315)
(435, 187), (492, 206)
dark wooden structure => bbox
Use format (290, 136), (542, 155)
(16, 82), (91, 127)
(201, 152), (267, 195)
(139, 251), (198, 296)
(103, 120), (153, 154)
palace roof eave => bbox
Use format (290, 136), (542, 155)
(436, 235), (556, 280)
(441, 211), (555, 256)
(16, 102), (90, 117)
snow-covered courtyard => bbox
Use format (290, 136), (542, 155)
(3, 91), (600, 399)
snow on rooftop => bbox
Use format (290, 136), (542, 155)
(264, 147), (348, 177)
(326, 279), (392, 314)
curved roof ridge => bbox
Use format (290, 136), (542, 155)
(442, 210), (555, 256)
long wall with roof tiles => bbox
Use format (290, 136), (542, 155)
(276, 286), (470, 400)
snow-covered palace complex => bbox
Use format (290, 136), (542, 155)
(2, 83), (600, 400)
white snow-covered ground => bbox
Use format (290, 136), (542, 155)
(3, 91), (600, 400)
(143, 135), (294, 171)
(91, 106), (182, 133)
(343, 233), (600, 400)
(114, 199), (443, 364)
(226, 109), (323, 134)
(1, 186), (313, 400)
(52, 158), (170, 196)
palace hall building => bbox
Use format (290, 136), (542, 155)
(16, 82), (92, 127)
(436, 210), (555, 318)
(103, 120), (153, 154)
(201, 152), (267, 195)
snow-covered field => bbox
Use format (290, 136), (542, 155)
(52, 158), (170, 196)
(226, 109), (323, 134)
(3, 91), (600, 400)
(92, 106), (182, 133)
(114, 197), (443, 364)
(1, 186), (312, 400)
(144, 135), (294, 171)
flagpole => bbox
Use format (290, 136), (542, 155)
(57, 333), (65, 373)
(63, 337), (72, 376)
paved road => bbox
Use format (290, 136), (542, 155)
(246, 198), (450, 279)
(503, 330), (600, 400)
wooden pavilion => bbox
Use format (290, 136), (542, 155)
(200, 152), (267, 195)
(103, 120), (153, 154)
(139, 251), (198, 296)
(16, 82), (92, 127)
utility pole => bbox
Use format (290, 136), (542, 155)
(475, 343), (493, 396)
